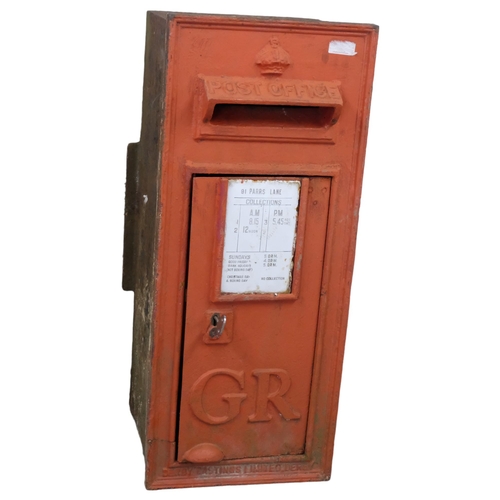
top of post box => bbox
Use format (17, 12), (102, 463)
(147, 10), (379, 30)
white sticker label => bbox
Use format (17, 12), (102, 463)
(328, 40), (357, 56)
(221, 179), (300, 294)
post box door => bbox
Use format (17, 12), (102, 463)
(178, 175), (331, 463)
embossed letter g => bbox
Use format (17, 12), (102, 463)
(189, 369), (247, 425)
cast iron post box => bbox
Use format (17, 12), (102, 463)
(123, 11), (378, 489)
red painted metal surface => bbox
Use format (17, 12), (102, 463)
(124, 11), (378, 489)
(178, 176), (330, 462)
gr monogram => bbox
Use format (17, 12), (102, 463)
(189, 368), (301, 425)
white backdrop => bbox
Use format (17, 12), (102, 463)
(2, 1), (499, 499)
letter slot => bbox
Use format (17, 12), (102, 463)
(196, 75), (343, 142)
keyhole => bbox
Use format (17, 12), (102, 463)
(208, 313), (226, 340)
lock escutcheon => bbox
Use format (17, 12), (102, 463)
(208, 313), (226, 340)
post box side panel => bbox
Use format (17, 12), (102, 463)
(127, 12), (168, 449)
(146, 14), (378, 488)
(313, 27), (378, 477)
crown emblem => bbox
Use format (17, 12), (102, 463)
(255, 37), (291, 76)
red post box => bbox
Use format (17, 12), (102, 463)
(123, 11), (378, 489)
